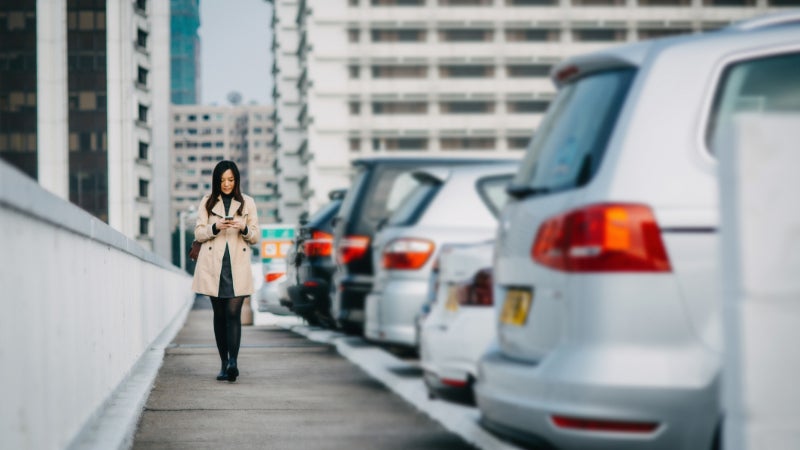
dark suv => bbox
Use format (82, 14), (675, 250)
(331, 155), (518, 334)
(286, 189), (345, 327)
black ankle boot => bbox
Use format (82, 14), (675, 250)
(216, 360), (228, 381)
(226, 358), (239, 382)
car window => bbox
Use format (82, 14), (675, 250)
(387, 178), (440, 227)
(358, 166), (417, 233)
(307, 199), (341, 229)
(336, 166), (367, 222)
(477, 174), (513, 218)
(707, 51), (800, 153)
(512, 68), (636, 194)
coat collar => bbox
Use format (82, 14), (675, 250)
(210, 195), (243, 217)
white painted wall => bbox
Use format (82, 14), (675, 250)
(0, 161), (193, 450)
(719, 114), (800, 450)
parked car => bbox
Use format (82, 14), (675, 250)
(475, 13), (800, 450)
(285, 189), (345, 327)
(419, 240), (495, 405)
(256, 258), (292, 315)
(365, 163), (517, 350)
(331, 155), (518, 335)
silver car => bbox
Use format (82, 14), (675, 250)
(365, 162), (518, 349)
(476, 13), (800, 450)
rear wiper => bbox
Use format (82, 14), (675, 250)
(505, 184), (550, 199)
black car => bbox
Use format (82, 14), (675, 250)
(286, 189), (345, 327)
(330, 155), (518, 335)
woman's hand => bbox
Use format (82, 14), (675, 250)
(220, 218), (246, 231)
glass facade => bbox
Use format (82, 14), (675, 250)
(171, 0), (200, 104)
(67, 0), (108, 222)
(0, 0), (38, 179)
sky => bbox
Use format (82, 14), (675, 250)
(199, 0), (273, 106)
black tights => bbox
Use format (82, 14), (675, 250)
(210, 296), (244, 363)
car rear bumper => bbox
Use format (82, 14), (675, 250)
(364, 278), (428, 347)
(333, 277), (372, 332)
(475, 348), (720, 450)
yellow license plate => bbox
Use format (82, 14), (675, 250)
(500, 288), (533, 326)
(445, 286), (460, 312)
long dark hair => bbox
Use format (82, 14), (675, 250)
(205, 160), (245, 217)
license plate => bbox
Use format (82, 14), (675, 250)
(500, 288), (533, 326)
(445, 286), (460, 312)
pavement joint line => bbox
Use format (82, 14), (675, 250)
(278, 322), (523, 450)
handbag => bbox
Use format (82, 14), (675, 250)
(188, 240), (202, 261)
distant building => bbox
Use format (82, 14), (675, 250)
(170, 104), (277, 229)
(269, 0), (792, 217)
(170, 0), (201, 105)
(0, 0), (171, 257)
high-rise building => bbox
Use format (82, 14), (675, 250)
(269, 0), (794, 217)
(170, 104), (276, 229)
(170, 0), (201, 105)
(0, 0), (171, 257)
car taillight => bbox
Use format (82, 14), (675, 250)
(336, 235), (370, 265)
(304, 230), (333, 257)
(552, 415), (659, 434)
(382, 238), (435, 270)
(531, 203), (671, 272)
(453, 267), (493, 307)
(265, 272), (284, 283)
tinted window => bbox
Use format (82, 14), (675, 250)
(357, 166), (419, 233)
(511, 69), (635, 193)
(307, 199), (341, 229)
(477, 174), (513, 217)
(707, 52), (800, 153)
(387, 179), (441, 227)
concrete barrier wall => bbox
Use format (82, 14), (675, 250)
(0, 161), (193, 450)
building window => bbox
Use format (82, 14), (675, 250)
(137, 66), (148, 86)
(506, 0), (557, 4)
(638, 0), (691, 4)
(385, 138), (428, 151)
(440, 101), (494, 114)
(349, 102), (361, 115)
(505, 28), (560, 42)
(572, 28), (627, 42)
(440, 137), (495, 150)
(572, 0), (625, 5)
(349, 138), (361, 151)
(138, 104), (148, 122)
(638, 28), (692, 39)
(349, 65), (360, 78)
(507, 137), (530, 149)
(350, 0), (359, 5)
(138, 141), (148, 160)
(439, 65), (494, 78)
(371, 65), (428, 78)
(372, 101), (428, 114)
(188, 114), (196, 121)
(136, 28), (148, 49)
(507, 100), (550, 113)
(507, 64), (552, 77)
(348, 29), (360, 43)
(370, 29), (427, 42)
(138, 178), (149, 198)
(439, 0), (493, 4)
(439, 29), (494, 42)
(135, 0), (147, 12)
(139, 217), (149, 236)
(371, 0), (425, 5)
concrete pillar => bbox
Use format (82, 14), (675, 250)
(719, 113), (800, 450)
(36, 0), (69, 198)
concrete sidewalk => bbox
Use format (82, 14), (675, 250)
(131, 298), (474, 450)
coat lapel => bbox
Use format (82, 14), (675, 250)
(211, 196), (226, 217)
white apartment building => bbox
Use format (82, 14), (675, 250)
(170, 104), (277, 229)
(271, 0), (793, 216)
(270, 0), (306, 223)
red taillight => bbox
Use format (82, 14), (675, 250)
(265, 272), (284, 283)
(303, 280), (319, 287)
(336, 235), (370, 265)
(304, 230), (333, 257)
(551, 415), (659, 434)
(440, 377), (468, 388)
(455, 267), (494, 307)
(531, 203), (671, 272)
(382, 238), (435, 270)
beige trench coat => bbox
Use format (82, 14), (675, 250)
(191, 194), (260, 297)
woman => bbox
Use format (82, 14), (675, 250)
(192, 160), (260, 382)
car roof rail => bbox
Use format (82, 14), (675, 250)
(727, 10), (800, 31)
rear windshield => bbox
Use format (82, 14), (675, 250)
(307, 199), (341, 229)
(352, 165), (421, 235)
(387, 177), (440, 227)
(707, 51), (800, 153)
(477, 174), (513, 218)
(511, 68), (636, 194)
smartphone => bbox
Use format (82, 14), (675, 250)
(224, 215), (234, 221)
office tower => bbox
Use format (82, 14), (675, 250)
(171, 0), (201, 105)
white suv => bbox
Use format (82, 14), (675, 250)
(476, 13), (800, 450)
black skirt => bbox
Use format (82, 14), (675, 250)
(217, 244), (235, 298)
